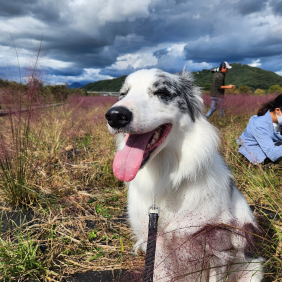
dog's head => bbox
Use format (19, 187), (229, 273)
(105, 68), (203, 182)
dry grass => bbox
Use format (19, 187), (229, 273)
(208, 106), (282, 281)
(0, 96), (144, 281)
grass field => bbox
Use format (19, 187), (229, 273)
(0, 93), (281, 281)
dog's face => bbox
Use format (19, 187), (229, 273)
(105, 68), (202, 182)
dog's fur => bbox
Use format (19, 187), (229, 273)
(106, 68), (264, 281)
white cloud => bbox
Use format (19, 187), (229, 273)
(109, 50), (158, 70)
(104, 42), (212, 75)
(47, 68), (112, 85)
(271, 22), (282, 38)
(248, 59), (261, 67)
(0, 45), (37, 69)
(41, 58), (73, 69)
(169, 44), (186, 56)
(0, 16), (47, 35)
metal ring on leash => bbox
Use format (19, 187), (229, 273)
(143, 206), (159, 282)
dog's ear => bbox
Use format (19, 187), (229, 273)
(180, 65), (186, 75)
(174, 65), (186, 76)
(176, 68), (203, 122)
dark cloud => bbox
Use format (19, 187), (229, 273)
(0, 0), (61, 21)
(35, 20), (137, 69)
(183, 33), (282, 67)
(233, 0), (267, 15)
(134, 13), (213, 44)
(269, 0), (282, 15)
(48, 45), (120, 69)
(257, 21), (269, 27)
(99, 66), (135, 78)
(27, 2), (62, 22)
(153, 48), (169, 58)
(46, 67), (85, 77)
(174, 0), (190, 4)
(0, 0), (36, 17)
(113, 34), (150, 54)
(254, 55), (282, 72)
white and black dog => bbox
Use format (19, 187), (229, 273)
(105, 69), (264, 281)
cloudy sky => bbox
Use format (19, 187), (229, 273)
(1, 0), (282, 85)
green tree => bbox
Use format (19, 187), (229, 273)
(202, 83), (211, 91)
(238, 85), (251, 94)
(268, 85), (282, 94)
(254, 89), (266, 96)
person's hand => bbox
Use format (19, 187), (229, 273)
(228, 85), (235, 89)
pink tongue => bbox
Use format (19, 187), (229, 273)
(113, 131), (154, 182)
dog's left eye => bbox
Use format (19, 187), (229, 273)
(154, 89), (171, 97)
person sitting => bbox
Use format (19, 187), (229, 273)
(238, 94), (282, 164)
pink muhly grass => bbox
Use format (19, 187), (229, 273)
(47, 96), (117, 141)
(67, 96), (118, 111)
(66, 96), (118, 130)
(203, 94), (276, 116)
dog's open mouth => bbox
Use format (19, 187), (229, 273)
(113, 124), (172, 182)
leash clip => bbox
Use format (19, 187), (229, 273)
(148, 205), (159, 215)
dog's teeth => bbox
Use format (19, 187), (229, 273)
(153, 132), (159, 140)
(146, 131), (160, 149)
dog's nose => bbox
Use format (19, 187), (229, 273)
(105, 106), (133, 129)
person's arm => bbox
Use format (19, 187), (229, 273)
(253, 124), (282, 162)
(220, 85), (235, 89)
(215, 74), (235, 89)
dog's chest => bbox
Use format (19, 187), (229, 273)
(127, 183), (204, 234)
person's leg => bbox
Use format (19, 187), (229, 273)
(218, 97), (225, 118)
(206, 97), (218, 118)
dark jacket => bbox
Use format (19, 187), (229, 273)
(210, 72), (225, 97)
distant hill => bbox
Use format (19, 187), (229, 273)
(83, 64), (282, 92)
(68, 82), (82, 89)
(83, 75), (127, 92)
(193, 63), (282, 91)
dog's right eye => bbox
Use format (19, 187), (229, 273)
(119, 92), (127, 100)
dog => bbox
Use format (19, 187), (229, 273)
(105, 68), (264, 281)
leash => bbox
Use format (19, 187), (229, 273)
(143, 205), (159, 282)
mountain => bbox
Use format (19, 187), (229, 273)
(68, 82), (83, 89)
(83, 64), (282, 92)
(193, 63), (282, 91)
(82, 75), (127, 92)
